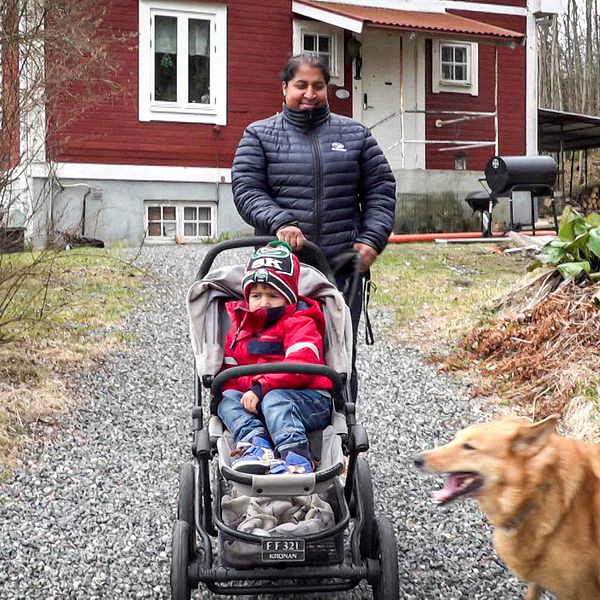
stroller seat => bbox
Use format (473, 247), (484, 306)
(187, 260), (353, 497)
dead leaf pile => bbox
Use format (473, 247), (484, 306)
(443, 282), (600, 417)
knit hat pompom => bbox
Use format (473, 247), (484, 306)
(243, 241), (300, 304)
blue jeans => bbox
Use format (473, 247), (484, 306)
(217, 389), (332, 455)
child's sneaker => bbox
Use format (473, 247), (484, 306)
(231, 437), (278, 474)
(269, 451), (314, 475)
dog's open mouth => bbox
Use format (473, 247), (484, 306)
(432, 472), (484, 505)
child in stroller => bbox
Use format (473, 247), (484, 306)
(171, 237), (399, 599)
(218, 240), (333, 476)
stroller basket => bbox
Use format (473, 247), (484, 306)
(214, 479), (348, 568)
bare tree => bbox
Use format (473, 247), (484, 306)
(539, 0), (600, 115)
(0, 0), (127, 342)
(538, 0), (600, 192)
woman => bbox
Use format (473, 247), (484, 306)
(232, 54), (396, 394)
(232, 53), (396, 277)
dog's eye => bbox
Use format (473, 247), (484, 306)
(462, 442), (476, 450)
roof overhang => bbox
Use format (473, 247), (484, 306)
(538, 108), (600, 152)
(292, 0), (525, 46)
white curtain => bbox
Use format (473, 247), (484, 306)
(155, 16), (177, 54)
(189, 19), (210, 57)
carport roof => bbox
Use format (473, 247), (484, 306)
(538, 108), (600, 152)
(293, 0), (525, 44)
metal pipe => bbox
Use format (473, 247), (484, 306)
(387, 230), (557, 243)
(435, 114), (494, 127)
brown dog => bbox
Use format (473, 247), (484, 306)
(414, 415), (600, 600)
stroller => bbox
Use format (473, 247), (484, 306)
(171, 237), (399, 599)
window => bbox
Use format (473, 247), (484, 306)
(293, 20), (344, 85)
(145, 202), (216, 240)
(147, 205), (177, 237)
(139, 1), (227, 124)
(183, 205), (212, 237)
(454, 153), (467, 171)
(441, 44), (468, 83)
(302, 33), (333, 71)
(432, 39), (478, 96)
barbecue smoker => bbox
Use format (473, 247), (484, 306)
(466, 155), (559, 237)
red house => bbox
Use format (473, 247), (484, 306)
(7, 0), (563, 243)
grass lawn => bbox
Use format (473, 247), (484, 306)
(370, 242), (529, 352)
(0, 248), (143, 472)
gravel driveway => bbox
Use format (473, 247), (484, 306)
(0, 245), (544, 599)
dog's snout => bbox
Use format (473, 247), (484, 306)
(413, 453), (425, 469)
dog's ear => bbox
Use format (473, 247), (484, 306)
(509, 414), (560, 456)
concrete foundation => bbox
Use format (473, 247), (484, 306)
(393, 168), (509, 233)
(24, 168), (512, 246)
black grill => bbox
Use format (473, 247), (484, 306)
(485, 155), (557, 197)
(482, 155), (559, 235)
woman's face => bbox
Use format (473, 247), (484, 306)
(282, 64), (328, 110)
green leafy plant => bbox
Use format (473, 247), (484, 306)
(530, 207), (600, 281)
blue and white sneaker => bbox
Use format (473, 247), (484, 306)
(231, 437), (279, 475)
(269, 451), (314, 475)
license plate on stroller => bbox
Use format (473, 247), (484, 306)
(261, 539), (305, 562)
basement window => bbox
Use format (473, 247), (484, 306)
(432, 39), (479, 96)
(145, 202), (215, 240)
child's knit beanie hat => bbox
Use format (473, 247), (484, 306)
(243, 241), (300, 304)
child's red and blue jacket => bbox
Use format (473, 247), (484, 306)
(220, 296), (333, 397)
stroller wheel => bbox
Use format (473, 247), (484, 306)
(370, 516), (400, 600)
(355, 457), (374, 557)
(177, 463), (196, 555)
(170, 520), (192, 600)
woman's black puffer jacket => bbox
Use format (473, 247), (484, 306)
(232, 104), (396, 261)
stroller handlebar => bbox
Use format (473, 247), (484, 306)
(196, 236), (334, 282)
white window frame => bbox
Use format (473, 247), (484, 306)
(432, 39), (478, 96)
(144, 201), (216, 241)
(293, 20), (344, 86)
(139, 1), (227, 124)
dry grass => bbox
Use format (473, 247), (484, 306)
(443, 281), (600, 432)
(372, 244), (600, 439)
(0, 249), (143, 474)
(563, 388), (600, 442)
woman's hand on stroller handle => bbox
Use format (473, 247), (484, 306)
(276, 224), (305, 251)
(353, 242), (378, 273)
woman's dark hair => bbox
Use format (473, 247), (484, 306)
(280, 53), (331, 85)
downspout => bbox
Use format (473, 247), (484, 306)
(399, 35), (405, 169)
(494, 45), (499, 156)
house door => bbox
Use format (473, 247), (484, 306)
(357, 29), (425, 170)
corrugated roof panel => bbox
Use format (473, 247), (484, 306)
(297, 1), (524, 40)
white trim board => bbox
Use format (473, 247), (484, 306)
(525, 11), (538, 154)
(292, 1), (364, 32)
(30, 162), (232, 183)
(294, 1), (528, 17)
